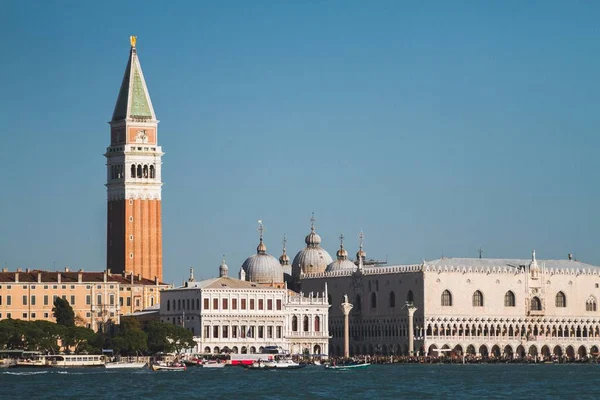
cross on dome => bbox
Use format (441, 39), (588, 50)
(257, 220), (265, 240)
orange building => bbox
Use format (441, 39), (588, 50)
(106, 36), (164, 282)
(0, 268), (169, 330)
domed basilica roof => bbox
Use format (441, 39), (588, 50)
(242, 223), (283, 284)
(326, 234), (356, 273)
(292, 215), (333, 279)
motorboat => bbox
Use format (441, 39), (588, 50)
(324, 362), (371, 370)
(245, 359), (276, 370)
(151, 362), (186, 371)
(0, 358), (16, 369)
(201, 360), (226, 368)
(271, 358), (305, 369)
(105, 361), (147, 369)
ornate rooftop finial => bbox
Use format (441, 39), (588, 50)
(310, 212), (316, 232)
(130, 35), (137, 48)
(532, 249), (536, 261)
(282, 234), (287, 252)
(256, 220), (267, 254)
(356, 230), (366, 262)
(339, 233), (345, 247)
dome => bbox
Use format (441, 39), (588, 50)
(241, 237), (283, 284)
(292, 247), (333, 278)
(292, 215), (333, 279)
(219, 258), (228, 278)
(326, 237), (356, 273)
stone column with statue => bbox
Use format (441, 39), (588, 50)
(340, 294), (353, 358)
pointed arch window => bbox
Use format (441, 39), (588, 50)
(137, 165), (142, 178)
(314, 316), (320, 332)
(472, 290), (484, 307)
(150, 165), (155, 179)
(389, 291), (396, 308)
(292, 316), (298, 332)
(371, 292), (377, 309)
(407, 290), (414, 303)
(143, 165), (149, 178)
(131, 164), (136, 178)
(303, 316), (309, 332)
(556, 292), (566, 308)
(504, 291), (516, 307)
(530, 296), (542, 311)
(441, 290), (452, 307)
(354, 294), (362, 314)
(586, 296), (597, 312)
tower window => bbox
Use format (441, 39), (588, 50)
(129, 216), (133, 222)
(143, 165), (148, 178)
(137, 165), (142, 178)
(131, 164), (136, 178)
(130, 253), (134, 259)
(150, 165), (155, 179)
(129, 235), (133, 241)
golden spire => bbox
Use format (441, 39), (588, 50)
(130, 35), (137, 48)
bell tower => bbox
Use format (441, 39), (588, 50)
(105, 36), (163, 281)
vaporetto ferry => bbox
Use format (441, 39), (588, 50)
(46, 354), (106, 368)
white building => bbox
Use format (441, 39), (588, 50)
(302, 250), (600, 360)
(159, 265), (330, 356)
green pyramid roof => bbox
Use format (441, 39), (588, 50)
(112, 47), (155, 122)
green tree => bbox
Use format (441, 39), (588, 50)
(66, 326), (97, 354)
(52, 297), (75, 327)
(112, 319), (147, 355)
(145, 321), (171, 354)
(144, 321), (194, 354)
(168, 324), (195, 354)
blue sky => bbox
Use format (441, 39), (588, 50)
(1, 1), (599, 284)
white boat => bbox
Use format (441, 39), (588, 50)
(201, 360), (226, 368)
(271, 358), (305, 369)
(324, 362), (371, 370)
(0, 358), (16, 369)
(47, 355), (105, 368)
(105, 361), (147, 369)
(151, 362), (186, 372)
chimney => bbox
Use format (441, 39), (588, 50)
(1, 268), (7, 273)
(154, 276), (158, 285)
(57, 272), (61, 283)
(16, 268), (22, 273)
(78, 270), (83, 283)
(137, 273), (142, 282)
(130, 272), (134, 285)
(107, 268), (112, 277)
(103, 270), (107, 283)
(568, 253), (573, 261)
(64, 266), (70, 273)
(37, 272), (42, 283)
(26, 268), (30, 273)
(15, 272), (19, 283)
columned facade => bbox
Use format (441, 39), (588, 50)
(302, 254), (600, 360)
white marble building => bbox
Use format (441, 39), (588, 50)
(301, 250), (600, 359)
(159, 265), (329, 356)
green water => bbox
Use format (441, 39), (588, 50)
(1, 364), (597, 399)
